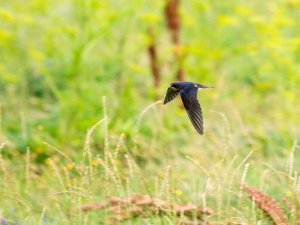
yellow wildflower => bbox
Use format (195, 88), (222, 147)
(234, 6), (252, 16)
(91, 159), (98, 166)
(287, 37), (300, 46)
(35, 147), (44, 153)
(217, 15), (238, 26)
(2, 71), (18, 83)
(0, 29), (13, 41)
(44, 158), (51, 165)
(139, 13), (160, 22)
(287, 0), (300, 6)
(66, 163), (75, 170)
(173, 45), (188, 57)
(192, 1), (210, 11)
(260, 63), (273, 72)
(264, 38), (281, 49)
(245, 43), (257, 54)
(158, 171), (165, 177)
(127, 63), (145, 73)
(215, 162), (222, 169)
(285, 190), (293, 197)
(91, 1), (107, 9)
(175, 190), (183, 196)
(255, 81), (272, 91)
(249, 15), (265, 25)
(29, 49), (45, 62)
(0, 9), (15, 21)
(64, 26), (77, 35)
(36, 125), (44, 131)
(272, 15), (294, 27)
(18, 14), (34, 25)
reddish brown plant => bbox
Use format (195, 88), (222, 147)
(80, 193), (213, 224)
(241, 184), (288, 225)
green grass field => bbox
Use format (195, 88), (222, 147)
(0, 0), (300, 224)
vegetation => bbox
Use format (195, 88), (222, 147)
(0, 0), (299, 224)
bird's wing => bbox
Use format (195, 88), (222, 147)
(163, 87), (180, 104)
(180, 89), (204, 135)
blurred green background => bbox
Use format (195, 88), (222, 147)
(0, 0), (300, 224)
(1, 0), (299, 157)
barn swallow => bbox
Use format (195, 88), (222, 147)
(163, 81), (213, 135)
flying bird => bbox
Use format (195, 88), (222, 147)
(163, 81), (213, 135)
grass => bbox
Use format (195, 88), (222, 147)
(0, 0), (300, 224)
(0, 100), (299, 224)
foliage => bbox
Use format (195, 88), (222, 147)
(0, 0), (300, 224)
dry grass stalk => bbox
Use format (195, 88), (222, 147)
(280, 196), (300, 224)
(80, 193), (213, 223)
(25, 147), (31, 194)
(0, 143), (8, 189)
(241, 184), (288, 225)
(84, 118), (105, 180)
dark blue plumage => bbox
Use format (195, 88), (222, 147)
(163, 81), (213, 135)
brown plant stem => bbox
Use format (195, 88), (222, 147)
(147, 28), (161, 88)
(164, 0), (184, 81)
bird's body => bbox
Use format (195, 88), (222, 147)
(163, 81), (213, 135)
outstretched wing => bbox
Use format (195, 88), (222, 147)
(163, 87), (179, 104)
(180, 89), (204, 135)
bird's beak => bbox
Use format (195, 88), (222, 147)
(197, 84), (214, 89)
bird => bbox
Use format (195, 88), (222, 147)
(163, 81), (213, 135)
